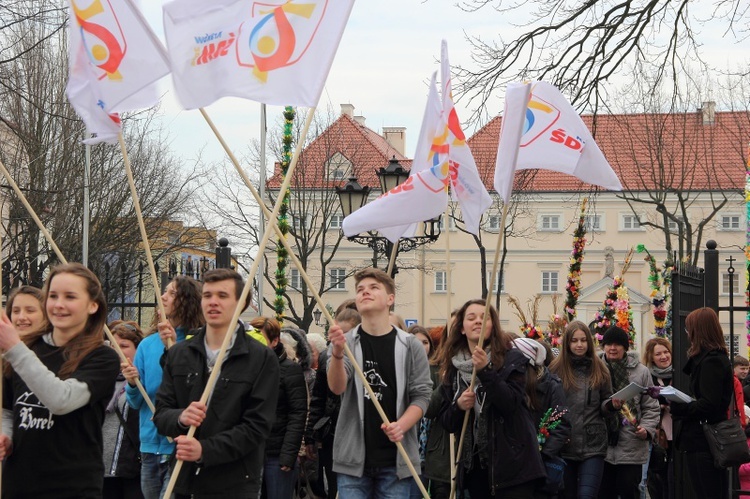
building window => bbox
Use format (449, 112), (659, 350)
(487, 215), (501, 232)
(439, 216), (456, 231)
(719, 215), (741, 231)
(667, 216), (685, 233)
(541, 271), (558, 293)
(487, 271), (505, 293)
(584, 214), (601, 231)
(329, 214), (343, 230)
(722, 273), (740, 295)
(540, 215), (560, 231)
(725, 334), (740, 356)
(621, 214), (642, 231)
(329, 268), (346, 291)
(326, 153), (352, 180)
(290, 268), (301, 291)
(435, 271), (447, 292)
(293, 214), (312, 231)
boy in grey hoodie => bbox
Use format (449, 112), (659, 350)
(327, 268), (431, 498)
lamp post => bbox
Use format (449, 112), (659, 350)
(335, 158), (441, 278)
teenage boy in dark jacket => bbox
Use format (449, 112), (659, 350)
(154, 269), (280, 498)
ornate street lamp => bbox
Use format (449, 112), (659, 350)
(313, 308), (322, 326)
(335, 177), (370, 217)
(377, 156), (410, 193)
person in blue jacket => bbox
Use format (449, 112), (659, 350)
(123, 276), (203, 499)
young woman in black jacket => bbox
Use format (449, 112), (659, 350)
(253, 317), (308, 499)
(670, 307), (733, 499)
(439, 299), (545, 498)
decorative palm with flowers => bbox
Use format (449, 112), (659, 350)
(565, 198), (588, 321)
(593, 248), (636, 345)
(636, 244), (673, 339)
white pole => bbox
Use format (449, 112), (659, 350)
(83, 141), (91, 266)
(257, 103), (267, 314)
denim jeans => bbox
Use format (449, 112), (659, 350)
(563, 456), (604, 499)
(141, 453), (172, 499)
(262, 455), (299, 499)
(337, 467), (415, 499)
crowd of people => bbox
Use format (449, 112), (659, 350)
(0, 264), (741, 498)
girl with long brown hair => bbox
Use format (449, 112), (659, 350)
(0, 263), (120, 498)
(438, 299), (545, 498)
(549, 320), (614, 499)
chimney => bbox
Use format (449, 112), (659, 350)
(353, 115), (366, 126)
(382, 126), (406, 156)
(340, 103), (354, 117)
(701, 101), (716, 125)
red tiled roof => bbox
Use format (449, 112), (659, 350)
(468, 111), (750, 192)
(268, 114), (411, 189)
(271, 109), (750, 192)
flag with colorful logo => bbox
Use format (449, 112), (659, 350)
(494, 81), (623, 204)
(342, 73), (450, 243)
(163, 0), (354, 109)
(440, 40), (492, 235)
(67, 39), (122, 145)
(67, 0), (170, 113)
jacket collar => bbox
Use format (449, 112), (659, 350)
(185, 321), (249, 358)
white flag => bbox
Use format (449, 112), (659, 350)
(343, 74), (449, 243)
(440, 40), (492, 235)
(67, 39), (122, 145)
(163, 0), (354, 109)
(68, 0), (170, 113)
(494, 81), (623, 204)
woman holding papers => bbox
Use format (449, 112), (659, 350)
(549, 321), (615, 499)
(439, 299), (545, 499)
(0, 263), (120, 498)
(670, 307), (733, 499)
(642, 337), (674, 499)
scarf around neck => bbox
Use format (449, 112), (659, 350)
(649, 364), (673, 380)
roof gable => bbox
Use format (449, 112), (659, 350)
(268, 113), (411, 189)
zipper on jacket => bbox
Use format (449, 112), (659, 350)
(587, 385), (592, 406)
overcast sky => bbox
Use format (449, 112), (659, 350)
(140, 1), (747, 174)
(141, 1), (515, 169)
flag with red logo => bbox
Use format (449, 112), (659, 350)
(494, 81), (622, 204)
(67, 0), (170, 113)
(163, 0), (354, 109)
(440, 40), (492, 235)
(67, 39), (122, 145)
(342, 74), (449, 243)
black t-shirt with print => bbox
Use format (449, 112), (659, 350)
(2, 340), (120, 498)
(360, 326), (398, 468)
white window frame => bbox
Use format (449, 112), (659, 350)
(719, 214), (741, 231)
(487, 215), (501, 232)
(725, 334), (740, 356)
(329, 214), (343, 230)
(290, 268), (302, 291)
(584, 214), (602, 231)
(329, 268), (346, 291)
(434, 270), (447, 292)
(541, 271), (559, 293)
(722, 272), (740, 295)
(486, 271), (505, 293)
(621, 214), (643, 231)
(539, 214), (561, 231)
(439, 216), (456, 231)
(293, 214), (313, 232)
(667, 216), (685, 234)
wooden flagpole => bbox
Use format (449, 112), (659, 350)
(449, 202), (509, 499)
(385, 241), (398, 277)
(0, 157), (157, 415)
(193, 108), (430, 499)
(117, 134), (170, 346)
